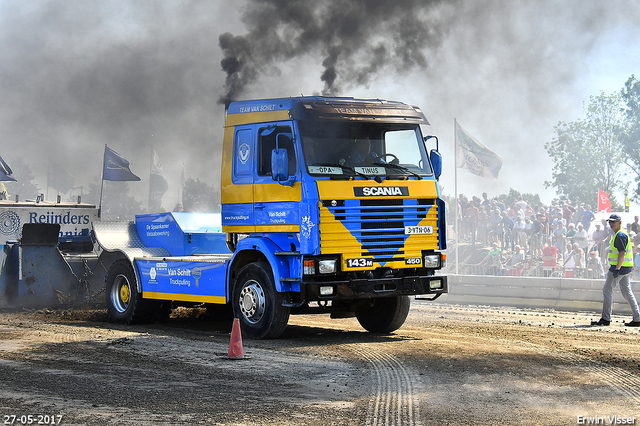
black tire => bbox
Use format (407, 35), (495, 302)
(355, 296), (411, 333)
(105, 259), (155, 324)
(232, 262), (290, 339)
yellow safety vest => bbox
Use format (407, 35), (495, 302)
(608, 228), (634, 267)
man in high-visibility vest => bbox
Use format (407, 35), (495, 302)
(591, 214), (640, 326)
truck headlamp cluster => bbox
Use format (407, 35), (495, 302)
(423, 254), (441, 268)
(303, 258), (338, 275)
(318, 259), (337, 274)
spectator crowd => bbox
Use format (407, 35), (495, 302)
(450, 192), (640, 279)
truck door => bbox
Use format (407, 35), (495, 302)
(223, 125), (256, 232)
(254, 122), (302, 233)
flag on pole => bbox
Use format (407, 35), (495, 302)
(0, 182), (8, 200)
(455, 121), (502, 179)
(148, 149), (168, 211)
(0, 155), (16, 182)
(103, 146), (141, 181)
(598, 189), (612, 213)
(48, 160), (75, 194)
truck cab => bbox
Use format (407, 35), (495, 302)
(220, 97), (447, 337)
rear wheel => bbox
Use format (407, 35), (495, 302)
(106, 260), (155, 324)
(355, 296), (411, 333)
(232, 262), (290, 339)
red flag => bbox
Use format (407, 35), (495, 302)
(598, 189), (611, 213)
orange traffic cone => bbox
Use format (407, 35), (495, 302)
(226, 318), (246, 360)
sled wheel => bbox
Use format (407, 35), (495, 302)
(105, 260), (154, 324)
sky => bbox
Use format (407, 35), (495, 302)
(1, 0), (639, 208)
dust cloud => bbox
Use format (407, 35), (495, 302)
(0, 0), (638, 207)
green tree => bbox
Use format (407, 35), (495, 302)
(181, 178), (220, 212)
(620, 74), (640, 201)
(544, 91), (626, 206)
(85, 176), (144, 220)
(2, 157), (40, 201)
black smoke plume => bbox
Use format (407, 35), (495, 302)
(218, 0), (453, 106)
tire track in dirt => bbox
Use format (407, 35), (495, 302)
(348, 345), (421, 426)
(289, 315), (423, 425)
(591, 363), (640, 404)
(416, 303), (640, 406)
(536, 346), (640, 405)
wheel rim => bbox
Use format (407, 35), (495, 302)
(110, 274), (131, 314)
(120, 285), (130, 303)
(238, 280), (266, 324)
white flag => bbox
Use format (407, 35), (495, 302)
(178, 164), (185, 211)
(148, 149), (168, 211)
(455, 121), (502, 179)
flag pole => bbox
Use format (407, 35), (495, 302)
(98, 144), (106, 218)
(179, 162), (185, 212)
(148, 147), (154, 212)
(454, 118), (459, 275)
(46, 160), (50, 203)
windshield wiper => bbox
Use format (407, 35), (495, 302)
(372, 161), (422, 180)
(315, 163), (371, 180)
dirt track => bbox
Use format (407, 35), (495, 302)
(1, 302), (639, 425)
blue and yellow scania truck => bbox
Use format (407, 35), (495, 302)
(93, 96), (447, 339)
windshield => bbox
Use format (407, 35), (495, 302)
(299, 120), (432, 178)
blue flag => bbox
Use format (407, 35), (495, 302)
(0, 155), (16, 182)
(103, 146), (140, 181)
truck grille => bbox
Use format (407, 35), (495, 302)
(319, 198), (440, 266)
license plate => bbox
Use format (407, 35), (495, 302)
(405, 225), (433, 235)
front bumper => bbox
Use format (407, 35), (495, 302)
(302, 274), (448, 301)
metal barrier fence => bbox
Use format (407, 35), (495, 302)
(433, 274), (637, 315)
(453, 263), (608, 279)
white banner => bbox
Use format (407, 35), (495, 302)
(0, 204), (98, 244)
(455, 121), (503, 179)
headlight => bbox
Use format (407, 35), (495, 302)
(429, 279), (443, 290)
(423, 254), (441, 268)
(318, 259), (337, 274)
(319, 285), (335, 296)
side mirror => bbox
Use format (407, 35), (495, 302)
(430, 149), (442, 180)
(272, 148), (288, 181)
(271, 149), (294, 186)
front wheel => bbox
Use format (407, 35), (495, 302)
(232, 262), (290, 339)
(355, 296), (411, 333)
